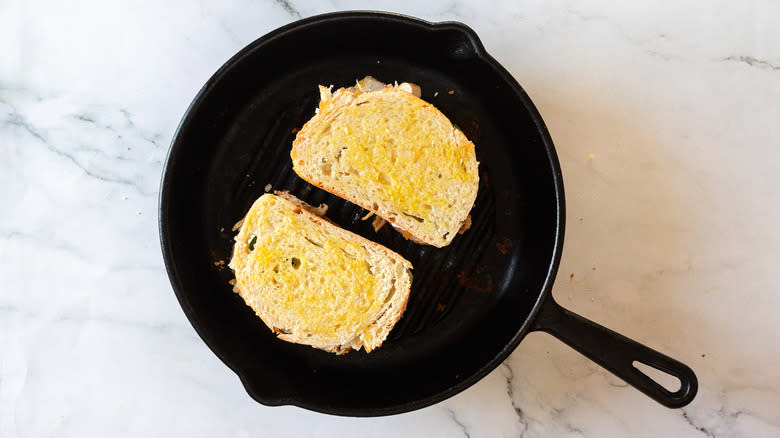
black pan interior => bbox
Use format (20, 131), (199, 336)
(160, 12), (563, 416)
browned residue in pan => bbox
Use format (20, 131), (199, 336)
(458, 215), (472, 234)
(461, 118), (482, 142)
(480, 171), (489, 189)
(457, 265), (494, 293)
(372, 216), (387, 232)
(496, 237), (513, 254)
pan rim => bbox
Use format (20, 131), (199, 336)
(158, 10), (566, 416)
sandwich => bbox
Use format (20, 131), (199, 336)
(229, 192), (413, 354)
(291, 77), (479, 247)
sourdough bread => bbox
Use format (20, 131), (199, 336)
(291, 78), (479, 247)
(229, 193), (413, 354)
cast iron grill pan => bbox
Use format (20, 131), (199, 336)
(160, 12), (697, 416)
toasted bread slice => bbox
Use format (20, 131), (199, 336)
(228, 193), (413, 354)
(291, 78), (479, 247)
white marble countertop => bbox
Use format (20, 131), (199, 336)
(3, 1), (780, 436)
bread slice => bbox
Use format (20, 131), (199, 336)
(291, 78), (479, 247)
(228, 193), (413, 354)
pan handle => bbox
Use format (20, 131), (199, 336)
(530, 296), (698, 408)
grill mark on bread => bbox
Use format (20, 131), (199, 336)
(402, 212), (425, 223)
(304, 236), (323, 247)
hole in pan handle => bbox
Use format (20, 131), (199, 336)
(531, 297), (698, 408)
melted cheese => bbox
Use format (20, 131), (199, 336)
(234, 196), (380, 338)
(324, 95), (475, 219)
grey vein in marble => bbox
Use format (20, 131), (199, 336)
(1, 91), (163, 196)
(273, 0), (302, 18)
(501, 363), (529, 434)
(721, 55), (780, 71)
(682, 411), (716, 438)
(5, 108), (139, 190)
(446, 407), (472, 438)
